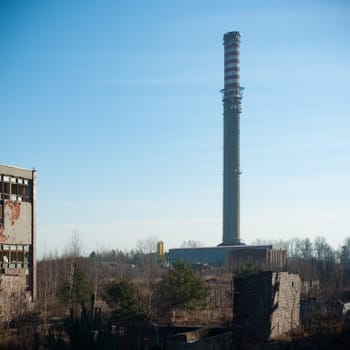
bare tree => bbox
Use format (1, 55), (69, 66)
(136, 235), (159, 254)
(344, 237), (350, 255)
(314, 237), (334, 261)
(64, 230), (83, 258)
(296, 238), (313, 259)
(181, 240), (204, 248)
(340, 237), (350, 266)
(135, 237), (161, 317)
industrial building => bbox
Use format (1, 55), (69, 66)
(168, 245), (287, 270)
(0, 164), (36, 320)
(168, 31), (287, 268)
(169, 245), (251, 266)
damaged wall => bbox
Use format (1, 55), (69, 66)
(0, 164), (37, 310)
(0, 268), (29, 322)
(229, 248), (287, 272)
(2, 201), (32, 244)
(233, 271), (301, 341)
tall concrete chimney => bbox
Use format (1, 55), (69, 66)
(221, 31), (243, 245)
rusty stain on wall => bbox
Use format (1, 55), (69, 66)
(0, 203), (5, 242)
(5, 201), (21, 225)
(0, 164), (36, 310)
(0, 230), (5, 242)
(0, 223), (5, 242)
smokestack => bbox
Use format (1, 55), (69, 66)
(221, 31), (243, 245)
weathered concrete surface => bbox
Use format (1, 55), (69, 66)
(233, 271), (301, 341)
(0, 268), (30, 322)
(270, 272), (301, 338)
(0, 165), (33, 179)
(3, 201), (32, 244)
(229, 247), (287, 272)
(0, 164), (37, 305)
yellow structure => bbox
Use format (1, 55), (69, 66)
(157, 241), (164, 256)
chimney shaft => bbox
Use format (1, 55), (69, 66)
(222, 31), (243, 245)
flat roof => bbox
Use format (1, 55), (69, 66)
(169, 244), (274, 251)
(0, 164), (35, 178)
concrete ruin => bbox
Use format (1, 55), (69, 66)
(0, 165), (36, 321)
(233, 271), (301, 341)
(229, 247), (287, 272)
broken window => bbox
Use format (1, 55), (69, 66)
(0, 175), (32, 202)
(11, 182), (17, 194)
(23, 181), (31, 201)
(0, 251), (8, 266)
(0, 244), (31, 268)
(17, 250), (24, 265)
(17, 184), (24, 196)
(1, 245), (10, 267)
(3, 181), (10, 200)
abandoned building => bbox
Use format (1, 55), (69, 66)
(233, 271), (301, 341)
(229, 246), (287, 272)
(0, 164), (36, 321)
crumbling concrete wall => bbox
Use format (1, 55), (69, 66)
(0, 268), (29, 322)
(3, 201), (32, 244)
(0, 165), (36, 303)
(233, 271), (300, 341)
(229, 248), (287, 272)
(270, 272), (300, 338)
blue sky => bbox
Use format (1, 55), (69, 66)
(1, 0), (349, 256)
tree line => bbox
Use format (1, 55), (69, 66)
(252, 236), (350, 262)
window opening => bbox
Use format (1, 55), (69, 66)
(0, 176), (32, 202)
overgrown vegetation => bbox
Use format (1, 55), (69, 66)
(59, 263), (91, 308)
(104, 279), (145, 322)
(1, 234), (350, 348)
(235, 263), (262, 277)
(154, 261), (209, 321)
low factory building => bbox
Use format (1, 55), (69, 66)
(168, 245), (287, 271)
